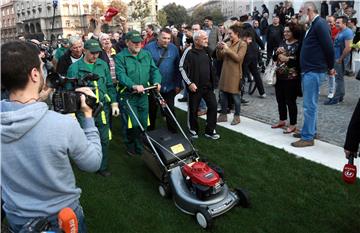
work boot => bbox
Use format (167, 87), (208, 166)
(291, 139), (314, 148)
(217, 114), (227, 123)
(231, 115), (240, 125)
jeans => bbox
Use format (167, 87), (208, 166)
(333, 62), (345, 101)
(8, 204), (87, 233)
(220, 91), (241, 116)
(301, 72), (327, 141)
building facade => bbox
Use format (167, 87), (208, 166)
(3, 0), (159, 42)
(1, 0), (17, 43)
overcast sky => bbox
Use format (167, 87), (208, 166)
(158, 0), (204, 9)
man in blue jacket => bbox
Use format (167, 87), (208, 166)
(292, 1), (335, 147)
(144, 28), (182, 133)
(1, 41), (102, 232)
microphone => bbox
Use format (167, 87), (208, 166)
(342, 153), (357, 184)
(58, 207), (78, 233)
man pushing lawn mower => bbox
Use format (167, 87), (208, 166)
(115, 30), (162, 156)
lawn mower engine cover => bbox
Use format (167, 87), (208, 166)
(182, 162), (224, 200)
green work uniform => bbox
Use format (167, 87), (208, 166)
(54, 46), (68, 61)
(115, 48), (162, 154)
(67, 57), (117, 171)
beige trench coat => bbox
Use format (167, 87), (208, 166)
(216, 39), (247, 94)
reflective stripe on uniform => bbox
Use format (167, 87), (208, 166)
(147, 115), (150, 126)
(93, 81), (100, 103)
(119, 86), (126, 93)
(101, 111), (107, 124)
(128, 115), (133, 129)
(109, 129), (112, 140)
(105, 94), (111, 102)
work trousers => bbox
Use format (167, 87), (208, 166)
(148, 89), (177, 133)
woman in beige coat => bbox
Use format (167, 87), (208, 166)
(216, 24), (247, 125)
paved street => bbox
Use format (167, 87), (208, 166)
(240, 75), (360, 147)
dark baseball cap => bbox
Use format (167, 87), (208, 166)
(125, 30), (143, 43)
(84, 39), (102, 52)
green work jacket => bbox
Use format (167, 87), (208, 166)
(115, 48), (162, 93)
(67, 57), (117, 104)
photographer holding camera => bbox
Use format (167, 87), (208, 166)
(1, 41), (102, 232)
(67, 39), (119, 177)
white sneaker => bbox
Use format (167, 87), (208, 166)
(204, 130), (220, 140)
(189, 130), (198, 139)
(327, 93), (334, 99)
(259, 94), (267, 98)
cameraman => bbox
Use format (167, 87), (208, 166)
(1, 41), (102, 232)
(67, 39), (119, 177)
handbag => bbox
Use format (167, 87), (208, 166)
(263, 60), (277, 85)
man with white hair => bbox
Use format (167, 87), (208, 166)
(291, 1), (335, 147)
(56, 35), (84, 76)
(180, 30), (220, 140)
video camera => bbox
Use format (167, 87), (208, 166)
(39, 44), (54, 62)
(46, 72), (103, 116)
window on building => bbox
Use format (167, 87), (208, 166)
(72, 5), (78, 15)
(65, 20), (70, 27)
(74, 20), (80, 27)
(11, 7), (14, 14)
(246, 5), (250, 11)
(63, 4), (69, 15)
(83, 5), (89, 14)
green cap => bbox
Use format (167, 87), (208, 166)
(84, 39), (102, 52)
(125, 30), (143, 43)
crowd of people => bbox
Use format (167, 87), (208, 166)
(1, 1), (360, 232)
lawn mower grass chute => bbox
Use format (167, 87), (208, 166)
(126, 85), (251, 229)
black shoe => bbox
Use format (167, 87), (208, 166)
(97, 170), (111, 177)
(241, 99), (249, 104)
(178, 97), (188, 102)
(204, 131), (220, 140)
(324, 98), (338, 105)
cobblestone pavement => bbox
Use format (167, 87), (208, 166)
(240, 75), (360, 147)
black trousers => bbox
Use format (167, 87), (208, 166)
(274, 79), (299, 125)
(188, 87), (217, 135)
(244, 57), (265, 95)
(148, 89), (177, 133)
(267, 43), (275, 63)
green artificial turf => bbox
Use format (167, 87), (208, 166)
(74, 110), (360, 233)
